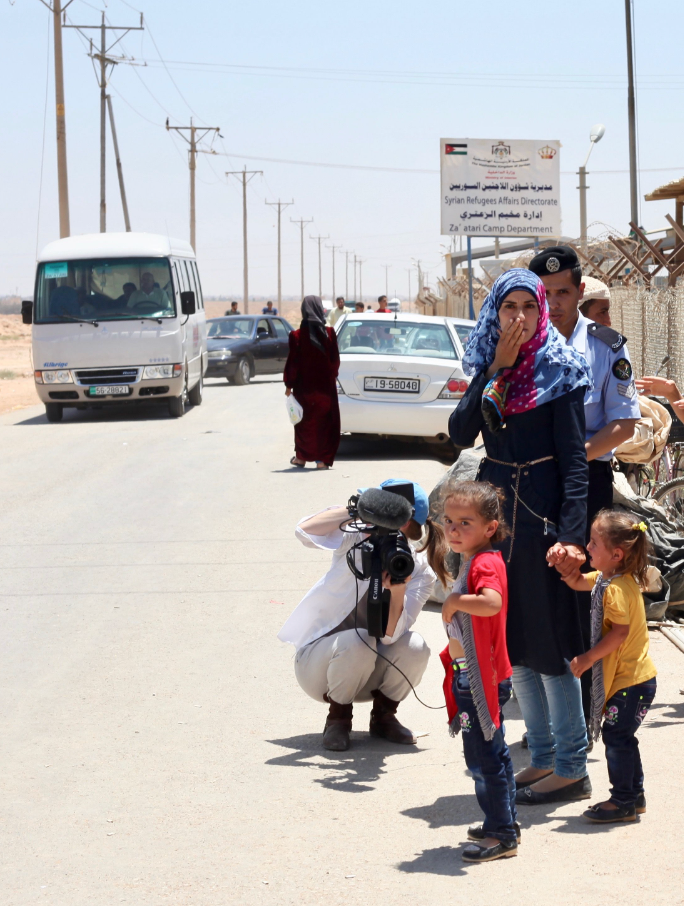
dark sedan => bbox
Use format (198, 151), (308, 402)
(205, 315), (293, 384)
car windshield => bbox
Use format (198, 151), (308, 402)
(34, 257), (176, 323)
(337, 320), (457, 359)
(208, 318), (253, 338)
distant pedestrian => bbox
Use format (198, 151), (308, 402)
(354, 302), (365, 313)
(263, 301), (278, 315)
(376, 295), (391, 313)
(226, 302), (241, 316)
(563, 511), (657, 824)
(328, 296), (347, 327)
(284, 296), (341, 470)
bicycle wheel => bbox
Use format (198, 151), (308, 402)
(652, 477), (684, 531)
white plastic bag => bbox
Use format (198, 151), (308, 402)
(286, 395), (303, 426)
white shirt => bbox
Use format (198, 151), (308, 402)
(277, 506), (436, 651)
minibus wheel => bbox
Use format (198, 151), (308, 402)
(168, 374), (187, 418)
(233, 357), (251, 385)
(45, 403), (63, 423)
(189, 372), (203, 406)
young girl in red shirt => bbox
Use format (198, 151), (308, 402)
(440, 481), (516, 863)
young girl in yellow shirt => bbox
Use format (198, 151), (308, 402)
(562, 509), (657, 824)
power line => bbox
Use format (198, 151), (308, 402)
(167, 118), (221, 249)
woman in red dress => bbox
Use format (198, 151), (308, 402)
(284, 296), (341, 470)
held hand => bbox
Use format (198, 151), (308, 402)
(570, 654), (592, 678)
(491, 315), (525, 372)
(546, 543), (567, 567)
(548, 543), (586, 577)
(382, 570), (411, 592)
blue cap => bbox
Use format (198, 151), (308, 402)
(357, 478), (429, 526)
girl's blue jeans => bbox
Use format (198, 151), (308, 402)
(453, 668), (517, 844)
(512, 665), (588, 780)
(602, 677), (656, 807)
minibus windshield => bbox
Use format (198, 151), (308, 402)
(35, 257), (176, 323)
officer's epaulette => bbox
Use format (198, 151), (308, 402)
(587, 322), (627, 352)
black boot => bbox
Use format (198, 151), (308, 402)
(322, 697), (353, 751)
(369, 690), (416, 744)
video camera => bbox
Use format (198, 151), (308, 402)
(345, 483), (416, 638)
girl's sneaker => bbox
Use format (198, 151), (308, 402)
(468, 822), (521, 845)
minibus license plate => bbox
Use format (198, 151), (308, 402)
(364, 377), (420, 393)
(87, 385), (131, 397)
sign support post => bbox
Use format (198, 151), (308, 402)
(467, 236), (474, 320)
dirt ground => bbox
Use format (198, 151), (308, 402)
(0, 315), (37, 414)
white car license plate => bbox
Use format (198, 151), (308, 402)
(364, 377), (420, 393)
(87, 385), (131, 397)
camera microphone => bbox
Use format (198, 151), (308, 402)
(356, 488), (413, 531)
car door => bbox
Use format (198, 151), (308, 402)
(271, 318), (291, 369)
(254, 318), (279, 373)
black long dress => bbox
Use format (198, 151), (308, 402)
(449, 372), (588, 676)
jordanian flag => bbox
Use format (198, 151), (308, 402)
(445, 143), (467, 155)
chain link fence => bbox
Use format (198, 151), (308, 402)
(611, 286), (684, 386)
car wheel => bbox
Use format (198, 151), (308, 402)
(188, 372), (203, 406)
(233, 357), (251, 385)
(168, 373), (187, 418)
(45, 403), (63, 423)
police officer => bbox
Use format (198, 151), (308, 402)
(529, 246), (640, 723)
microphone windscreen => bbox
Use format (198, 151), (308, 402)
(357, 488), (413, 530)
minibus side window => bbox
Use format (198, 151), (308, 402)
(183, 260), (201, 310)
(189, 260), (204, 310)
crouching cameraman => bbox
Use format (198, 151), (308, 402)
(278, 479), (448, 751)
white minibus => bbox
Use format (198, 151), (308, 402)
(23, 232), (208, 421)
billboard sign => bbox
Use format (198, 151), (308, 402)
(440, 138), (561, 238)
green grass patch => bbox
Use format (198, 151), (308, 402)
(0, 370), (18, 380)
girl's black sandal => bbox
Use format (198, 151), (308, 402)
(462, 840), (518, 863)
(583, 802), (636, 823)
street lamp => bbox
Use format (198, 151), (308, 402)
(578, 123), (606, 250)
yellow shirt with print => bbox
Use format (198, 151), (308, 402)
(586, 571), (657, 703)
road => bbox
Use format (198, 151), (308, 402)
(1, 377), (682, 906)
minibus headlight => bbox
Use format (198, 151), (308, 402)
(39, 370), (71, 384)
(143, 364), (175, 379)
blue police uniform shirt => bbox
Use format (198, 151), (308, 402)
(567, 312), (640, 461)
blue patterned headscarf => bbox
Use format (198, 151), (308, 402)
(462, 268), (592, 416)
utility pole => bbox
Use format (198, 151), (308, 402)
(310, 234), (329, 298)
(106, 95), (131, 231)
(65, 11), (143, 232)
(327, 243), (342, 307)
(406, 268), (412, 311)
(624, 0), (639, 229)
(265, 199), (293, 311)
(38, 0), (73, 236)
(353, 254), (358, 303)
(381, 264), (391, 299)
(345, 251), (350, 300)
(226, 168), (263, 314)
(291, 217), (314, 300)
(167, 119), (221, 250)
(358, 259), (365, 305)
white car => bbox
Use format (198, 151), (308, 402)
(334, 313), (475, 447)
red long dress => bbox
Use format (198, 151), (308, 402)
(284, 325), (341, 466)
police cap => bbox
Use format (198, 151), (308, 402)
(528, 245), (580, 277)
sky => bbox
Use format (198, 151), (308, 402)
(2, 0), (684, 301)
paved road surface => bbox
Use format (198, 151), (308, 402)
(1, 378), (682, 905)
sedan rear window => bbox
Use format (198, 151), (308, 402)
(208, 318), (252, 338)
(337, 321), (457, 359)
